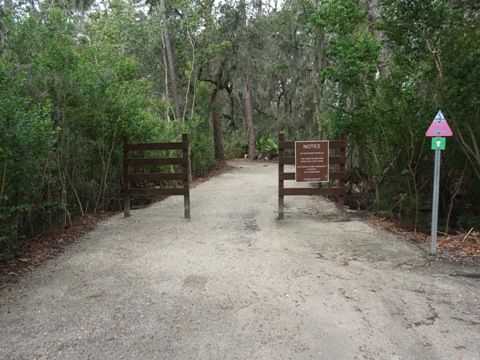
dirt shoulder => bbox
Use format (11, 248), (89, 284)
(0, 165), (234, 293)
(1, 161), (479, 359)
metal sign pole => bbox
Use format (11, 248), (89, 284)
(430, 149), (441, 255)
(426, 110), (452, 255)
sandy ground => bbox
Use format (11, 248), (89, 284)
(1, 161), (479, 360)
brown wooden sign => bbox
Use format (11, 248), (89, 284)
(295, 141), (329, 182)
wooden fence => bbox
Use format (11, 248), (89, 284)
(123, 134), (190, 218)
(278, 133), (346, 219)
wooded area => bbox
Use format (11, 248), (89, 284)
(1, 0), (479, 260)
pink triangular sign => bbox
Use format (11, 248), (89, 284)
(426, 110), (453, 137)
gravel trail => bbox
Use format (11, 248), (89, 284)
(1, 161), (479, 359)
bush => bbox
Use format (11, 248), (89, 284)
(0, 62), (57, 260)
(256, 136), (278, 159)
(184, 116), (216, 177)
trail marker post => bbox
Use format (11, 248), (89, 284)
(425, 110), (453, 255)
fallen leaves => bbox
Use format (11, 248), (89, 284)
(368, 217), (479, 257)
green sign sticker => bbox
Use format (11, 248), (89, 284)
(431, 137), (446, 150)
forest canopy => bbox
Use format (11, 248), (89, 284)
(1, 0), (479, 260)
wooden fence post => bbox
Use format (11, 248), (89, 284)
(338, 132), (346, 218)
(183, 133), (190, 219)
(123, 136), (131, 218)
(278, 133), (285, 220)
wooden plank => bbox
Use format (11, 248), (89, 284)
(279, 140), (295, 150)
(125, 157), (188, 166)
(329, 171), (347, 180)
(329, 140), (347, 149)
(280, 187), (345, 196)
(329, 156), (347, 165)
(280, 172), (296, 181)
(125, 142), (188, 151)
(125, 188), (188, 196)
(279, 157), (295, 165)
(125, 173), (188, 182)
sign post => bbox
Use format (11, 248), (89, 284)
(425, 110), (453, 255)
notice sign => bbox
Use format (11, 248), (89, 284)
(295, 141), (329, 182)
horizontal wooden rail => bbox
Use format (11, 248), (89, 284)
(280, 187), (345, 196)
(125, 157), (188, 166)
(124, 188), (189, 196)
(328, 140), (347, 149)
(124, 172), (188, 182)
(124, 142), (188, 151)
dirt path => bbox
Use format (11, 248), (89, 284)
(1, 161), (479, 359)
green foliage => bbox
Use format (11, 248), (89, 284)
(256, 136), (278, 159)
(457, 214), (480, 231)
(223, 130), (248, 159)
(375, 0), (480, 229)
(184, 116), (215, 177)
(0, 60), (57, 260)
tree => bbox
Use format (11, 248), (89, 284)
(202, 0), (227, 164)
(0, 61), (57, 260)
(158, 0), (182, 123)
(239, 0), (256, 158)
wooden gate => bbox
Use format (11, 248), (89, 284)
(123, 134), (190, 218)
(278, 133), (346, 219)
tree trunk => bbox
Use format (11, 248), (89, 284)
(366, 0), (389, 76)
(204, 0), (226, 165)
(0, 1), (12, 57)
(239, 0), (255, 158)
(243, 73), (255, 159)
(0, 10), (5, 58)
(159, 0), (182, 123)
(211, 87), (226, 164)
(311, 29), (324, 139)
